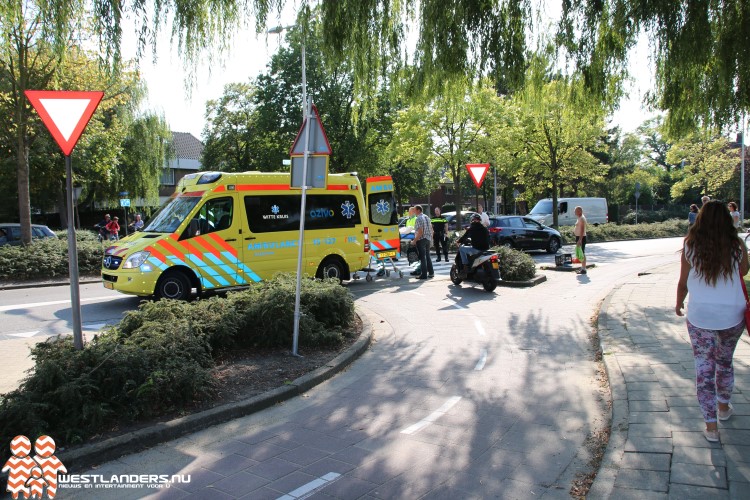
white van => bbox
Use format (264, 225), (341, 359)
(528, 197), (608, 226)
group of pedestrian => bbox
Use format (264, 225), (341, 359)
(402, 205), (492, 280)
(676, 198), (748, 443)
(94, 213), (144, 242)
(689, 196), (742, 231)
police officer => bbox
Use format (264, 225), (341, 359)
(431, 207), (449, 262)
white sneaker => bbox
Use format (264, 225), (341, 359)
(719, 403), (734, 421)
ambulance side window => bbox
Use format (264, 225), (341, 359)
(186, 197), (233, 238)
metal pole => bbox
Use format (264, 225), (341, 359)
(493, 167), (497, 214)
(65, 155), (83, 350)
(292, 41), (309, 357)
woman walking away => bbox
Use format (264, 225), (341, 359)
(676, 200), (748, 443)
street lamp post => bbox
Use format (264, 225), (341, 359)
(269, 24), (308, 357)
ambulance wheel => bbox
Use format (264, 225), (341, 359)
(317, 257), (346, 284)
(366, 274), (373, 282)
(157, 270), (191, 301)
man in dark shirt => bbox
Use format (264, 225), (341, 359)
(431, 207), (449, 261)
(457, 214), (490, 272)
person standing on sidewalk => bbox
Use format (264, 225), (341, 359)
(412, 205), (434, 279)
(675, 200), (749, 443)
(431, 207), (449, 262)
(575, 206), (587, 275)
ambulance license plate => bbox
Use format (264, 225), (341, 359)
(377, 250), (397, 259)
(103, 281), (114, 290)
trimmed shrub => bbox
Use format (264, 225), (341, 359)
(492, 246), (537, 281)
(558, 219), (689, 243)
(0, 231), (103, 281)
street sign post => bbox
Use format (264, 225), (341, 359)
(25, 90), (104, 350)
(288, 100), (332, 355)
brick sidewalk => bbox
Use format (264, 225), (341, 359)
(590, 262), (750, 498)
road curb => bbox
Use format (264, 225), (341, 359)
(498, 274), (547, 287)
(58, 306), (375, 471)
(587, 283), (628, 499)
(539, 263), (597, 272)
(0, 279), (102, 291)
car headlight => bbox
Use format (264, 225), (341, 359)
(122, 251), (150, 269)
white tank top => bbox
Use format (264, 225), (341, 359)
(685, 243), (745, 330)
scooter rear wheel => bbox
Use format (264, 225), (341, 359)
(483, 278), (497, 292)
(450, 264), (463, 285)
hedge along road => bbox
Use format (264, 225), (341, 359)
(1, 238), (684, 494)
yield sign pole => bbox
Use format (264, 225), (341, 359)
(25, 90), (104, 350)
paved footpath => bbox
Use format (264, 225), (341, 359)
(590, 261), (750, 499)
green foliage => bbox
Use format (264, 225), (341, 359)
(0, 275), (355, 460)
(0, 234), (103, 281)
(491, 246), (537, 282)
(666, 132), (739, 203)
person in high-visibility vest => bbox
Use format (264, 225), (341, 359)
(431, 207), (449, 262)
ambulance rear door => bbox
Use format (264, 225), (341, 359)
(365, 176), (400, 259)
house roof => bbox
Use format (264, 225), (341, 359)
(171, 132), (204, 160)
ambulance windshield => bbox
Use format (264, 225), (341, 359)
(144, 197), (201, 233)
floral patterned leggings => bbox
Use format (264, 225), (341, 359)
(687, 319), (745, 422)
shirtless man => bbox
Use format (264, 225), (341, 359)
(575, 206), (587, 275)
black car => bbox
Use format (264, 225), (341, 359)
(0, 223), (57, 246)
(444, 211), (477, 232)
(488, 216), (562, 253)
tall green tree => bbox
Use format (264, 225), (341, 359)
(387, 79), (506, 226)
(203, 17), (398, 177)
(504, 56), (607, 226)
(202, 82), (257, 171)
(667, 132), (739, 203)
(0, 0), (79, 242)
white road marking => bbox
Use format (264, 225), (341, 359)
(442, 299), (467, 310)
(401, 396), (462, 435)
(475, 349), (488, 371)
(8, 331), (39, 338)
(407, 290), (425, 296)
(83, 322), (109, 330)
(276, 472), (341, 500)
(0, 295), (124, 313)
(474, 319), (486, 336)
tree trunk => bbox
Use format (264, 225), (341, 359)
(453, 166), (462, 231)
(15, 128), (32, 245)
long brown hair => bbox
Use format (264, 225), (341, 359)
(684, 200), (743, 285)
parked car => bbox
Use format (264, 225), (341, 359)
(487, 216), (563, 253)
(443, 211), (478, 231)
(0, 223), (57, 246)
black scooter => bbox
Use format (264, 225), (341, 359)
(450, 246), (502, 292)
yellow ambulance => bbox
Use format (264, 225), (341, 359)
(101, 171), (400, 299)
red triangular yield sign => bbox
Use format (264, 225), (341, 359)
(25, 90), (104, 156)
(466, 163), (490, 188)
(290, 104), (332, 156)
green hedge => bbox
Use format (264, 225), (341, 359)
(558, 219), (689, 243)
(491, 246), (537, 281)
(0, 276), (354, 459)
(0, 230), (104, 281)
